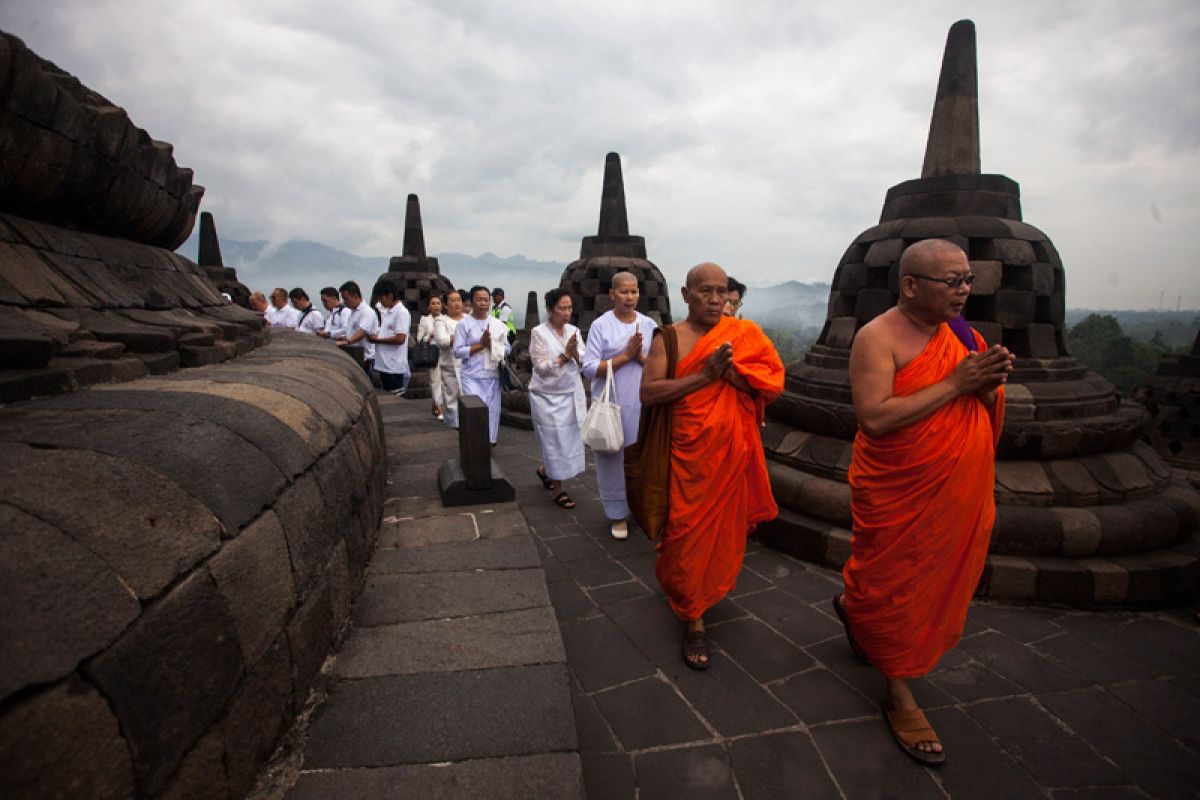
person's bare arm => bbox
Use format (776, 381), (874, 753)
(640, 335), (732, 406)
(722, 364), (756, 397)
(850, 326), (1012, 438)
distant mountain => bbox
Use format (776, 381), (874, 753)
(740, 280), (831, 330)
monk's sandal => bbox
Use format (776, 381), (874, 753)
(682, 630), (710, 671)
(882, 701), (946, 767)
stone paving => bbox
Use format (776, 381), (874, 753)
(272, 392), (1200, 799)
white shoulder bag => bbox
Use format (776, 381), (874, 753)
(581, 360), (625, 454)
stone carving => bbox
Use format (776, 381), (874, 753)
(0, 31), (387, 799)
(371, 193), (456, 398)
(196, 211), (252, 308)
(760, 20), (1200, 606)
(557, 152), (672, 334)
(1135, 329), (1200, 487)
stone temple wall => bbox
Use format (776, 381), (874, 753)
(0, 31), (388, 798)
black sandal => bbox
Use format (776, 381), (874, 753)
(553, 491), (576, 509)
(536, 467), (554, 490)
(682, 630), (710, 671)
(833, 594), (871, 665)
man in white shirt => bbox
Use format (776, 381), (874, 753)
(265, 287), (300, 328)
(454, 285), (511, 444)
(336, 281), (379, 375)
(318, 286), (351, 340)
(289, 288), (325, 335)
(369, 280), (412, 396)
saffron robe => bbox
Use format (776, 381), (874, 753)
(654, 316), (785, 620)
(842, 323), (1005, 678)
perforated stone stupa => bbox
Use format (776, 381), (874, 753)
(760, 20), (1200, 606)
(1136, 329), (1200, 487)
(558, 152), (672, 334)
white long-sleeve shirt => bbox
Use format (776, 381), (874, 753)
(452, 315), (510, 379)
(529, 323), (585, 394)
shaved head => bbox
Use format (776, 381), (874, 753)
(611, 271), (638, 289)
(898, 239), (966, 278)
(686, 262), (727, 288)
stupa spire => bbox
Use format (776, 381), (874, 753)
(921, 19), (981, 178)
(198, 211), (223, 266)
(597, 152), (630, 236)
(402, 193), (426, 258)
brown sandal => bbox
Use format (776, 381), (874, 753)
(882, 701), (946, 767)
(553, 491), (576, 509)
(682, 630), (710, 671)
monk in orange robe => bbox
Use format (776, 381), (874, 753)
(641, 262), (785, 670)
(835, 239), (1011, 766)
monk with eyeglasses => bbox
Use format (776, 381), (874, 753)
(834, 239), (1012, 766)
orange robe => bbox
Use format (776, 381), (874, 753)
(655, 316), (785, 620)
(843, 323), (1005, 678)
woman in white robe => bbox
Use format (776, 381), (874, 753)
(417, 295), (444, 419)
(581, 272), (658, 539)
(432, 290), (466, 428)
(530, 288), (587, 509)
(452, 286), (511, 444)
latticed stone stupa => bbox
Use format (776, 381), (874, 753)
(558, 152), (672, 334)
(1136, 329), (1200, 488)
(760, 20), (1199, 605)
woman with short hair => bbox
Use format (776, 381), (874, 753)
(417, 295), (444, 419)
(432, 290), (467, 427)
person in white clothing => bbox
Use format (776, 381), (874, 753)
(433, 289), (467, 428)
(416, 295), (444, 418)
(530, 288), (587, 510)
(581, 271), (658, 539)
(369, 280), (411, 395)
(265, 287), (300, 328)
(336, 281), (379, 376)
(289, 288), (325, 335)
(318, 286), (351, 340)
(453, 285), (511, 444)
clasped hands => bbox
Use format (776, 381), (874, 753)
(703, 341), (737, 382)
(951, 345), (1014, 397)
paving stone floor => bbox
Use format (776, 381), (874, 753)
(269, 392), (1200, 799)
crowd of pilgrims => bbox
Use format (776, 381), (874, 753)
(247, 274), (749, 539)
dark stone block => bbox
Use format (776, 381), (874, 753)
(591, 676), (710, 750)
(708, 617), (812, 682)
(634, 745), (737, 800)
(853, 288), (894, 323)
(209, 510), (295, 664)
(665, 651), (797, 737)
(581, 752), (635, 800)
(438, 458), (516, 506)
(221, 634), (293, 797)
(982, 237), (1036, 265)
(836, 263), (867, 294)
(86, 569), (244, 795)
(810, 718), (943, 799)
(926, 706), (1047, 799)
(728, 732), (841, 800)
(353, 569), (550, 626)
(995, 289), (1036, 328)
(956, 631), (1086, 694)
(735, 587), (842, 646)
(0, 676), (135, 800)
(771, 668), (876, 723)
(0, 441), (219, 600)
(0, 503), (139, 702)
(276, 473), (340, 601)
(160, 727), (228, 800)
(560, 616), (655, 692)
(864, 238), (903, 267)
(302, 664), (575, 767)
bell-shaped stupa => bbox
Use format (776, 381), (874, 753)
(1135, 329), (1200, 488)
(761, 20), (1199, 606)
(557, 153), (672, 333)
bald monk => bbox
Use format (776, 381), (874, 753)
(641, 263), (785, 669)
(835, 239), (1012, 766)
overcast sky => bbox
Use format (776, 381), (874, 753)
(4, 0), (1197, 309)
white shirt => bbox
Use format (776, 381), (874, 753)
(293, 306), (325, 335)
(345, 303), (380, 360)
(374, 303), (411, 375)
(323, 305), (351, 340)
(453, 315), (510, 380)
(265, 304), (300, 328)
(492, 302), (514, 327)
(530, 323), (585, 394)
(433, 314), (463, 369)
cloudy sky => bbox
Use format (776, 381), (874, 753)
(5, 0), (1197, 308)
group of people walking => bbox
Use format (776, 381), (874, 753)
(251, 239), (1012, 768)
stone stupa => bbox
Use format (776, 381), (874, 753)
(1136, 329), (1200, 488)
(371, 193), (455, 398)
(759, 20), (1199, 606)
(195, 211), (251, 308)
(558, 152), (672, 334)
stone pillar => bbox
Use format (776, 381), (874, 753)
(438, 395), (515, 505)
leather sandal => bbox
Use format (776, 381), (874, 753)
(536, 467), (554, 490)
(682, 630), (710, 671)
(882, 701), (946, 767)
(553, 491), (576, 509)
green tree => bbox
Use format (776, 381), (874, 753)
(1065, 314), (1164, 395)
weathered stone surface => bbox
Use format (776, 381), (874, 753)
(0, 503), (139, 702)
(222, 634), (293, 797)
(0, 442), (220, 599)
(86, 569), (243, 795)
(354, 569), (551, 626)
(287, 577), (335, 709)
(160, 727), (228, 800)
(0, 676), (135, 800)
(276, 473), (340, 600)
(209, 510), (295, 664)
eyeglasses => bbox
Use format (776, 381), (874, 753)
(910, 273), (976, 289)
(725, 300), (743, 309)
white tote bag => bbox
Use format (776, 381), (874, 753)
(581, 360), (625, 454)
